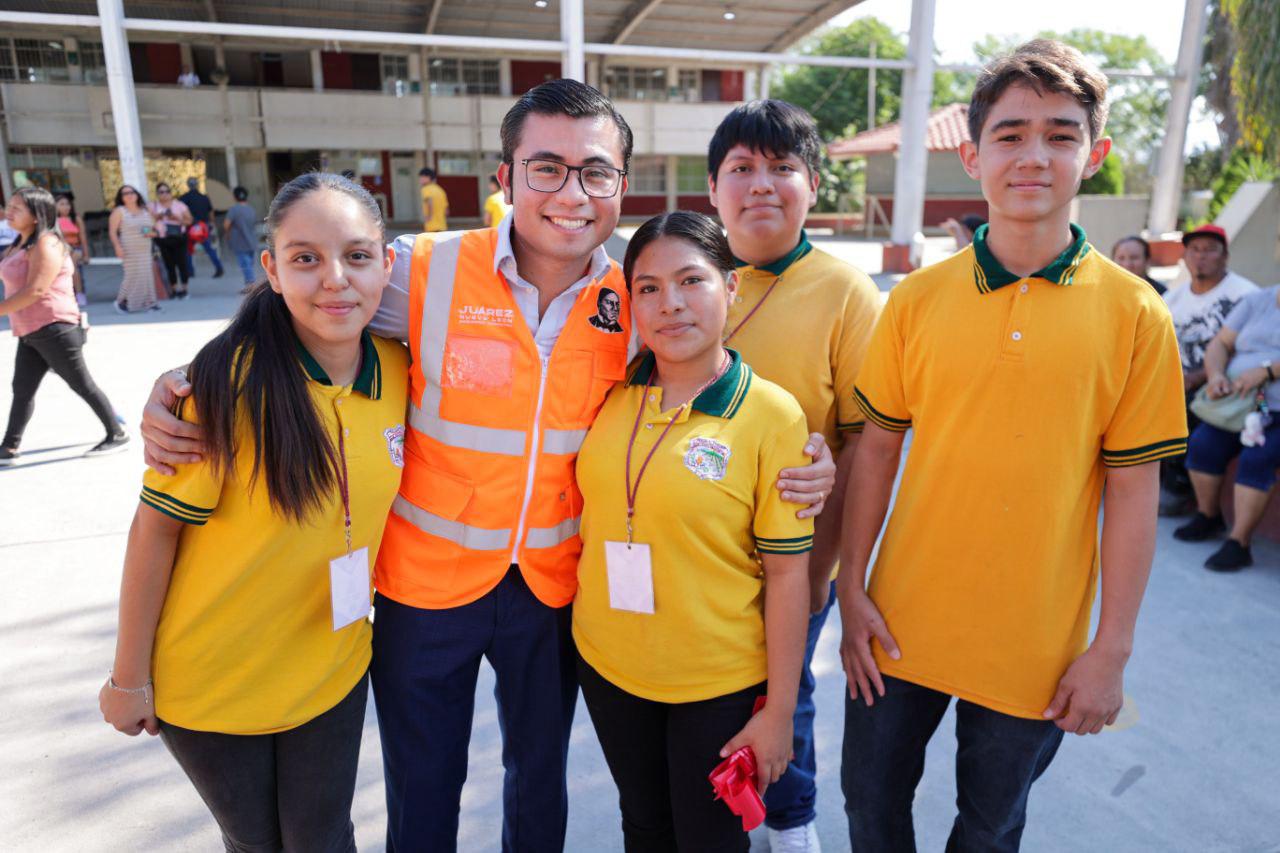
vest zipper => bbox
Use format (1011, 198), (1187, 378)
(512, 354), (550, 563)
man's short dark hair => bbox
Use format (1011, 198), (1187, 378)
(707, 99), (823, 182)
(419, 167), (436, 179)
(233, 186), (249, 201)
(500, 79), (634, 171)
(968, 39), (1109, 145)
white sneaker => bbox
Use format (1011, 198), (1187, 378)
(768, 821), (821, 853)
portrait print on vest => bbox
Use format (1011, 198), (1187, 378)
(588, 287), (624, 333)
(375, 228), (632, 610)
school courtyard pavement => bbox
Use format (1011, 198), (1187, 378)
(2, 234), (1278, 852)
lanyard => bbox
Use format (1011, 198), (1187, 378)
(624, 350), (729, 544)
(723, 273), (783, 345)
(336, 417), (353, 555)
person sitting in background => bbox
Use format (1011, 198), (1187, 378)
(1160, 224), (1258, 516)
(1174, 284), (1280, 571)
(483, 174), (509, 227)
(941, 213), (987, 250)
(1111, 235), (1165, 294)
(177, 66), (199, 88)
(222, 186), (259, 286)
(180, 177), (225, 280)
(56, 193), (91, 306)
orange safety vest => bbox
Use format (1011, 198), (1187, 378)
(374, 229), (631, 609)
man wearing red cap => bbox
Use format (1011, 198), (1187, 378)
(1160, 224), (1258, 515)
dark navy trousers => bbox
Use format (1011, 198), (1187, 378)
(371, 566), (577, 853)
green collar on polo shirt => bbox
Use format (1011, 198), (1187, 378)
(294, 329), (383, 399)
(625, 348), (752, 419)
(971, 222), (1091, 294)
(733, 231), (813, 277)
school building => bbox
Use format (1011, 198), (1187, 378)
(0, 1), (869, 231)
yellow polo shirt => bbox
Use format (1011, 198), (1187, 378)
(573, 350), (814, 703)
(140, 332), (409, 734)
(421, 182), (448, 232)
(484, 190), (509, 227)
(728, 232), (881, 449)
(854, 224), (1187, 719)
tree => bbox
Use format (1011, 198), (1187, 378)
(1200, 0), (1241, 151)
(1080, 152), (1125, 195)
(972, 31), (1171, 189)
(773, 18), (907, 141)
(1222, 0), (1280, 162)
(1206, 145), (1280, 221)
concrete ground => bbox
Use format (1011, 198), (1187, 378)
(2, 242), (1278, 852)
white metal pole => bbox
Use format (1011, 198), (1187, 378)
(96, 0), (147, 194)
(560, 0), (585, 82)
(214, 41), (238, 188)
(0, 97), (14, 201)
(1148, 0), (1210, 235)
(890, 0), (936, 247)
(867, 41), (876, 131)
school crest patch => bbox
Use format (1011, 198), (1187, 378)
(683, 437), (730, 481)
(384, 424), (405, 468)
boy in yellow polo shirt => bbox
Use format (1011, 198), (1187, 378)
(419, 166), (448, 232)
(837, 40), (1186, 851)
(707, 99), (881, 850)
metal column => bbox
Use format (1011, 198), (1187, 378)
(889, 0), (937, 250)
(1148, 0), (1210, 235)
(560, 0), (585, 82)
(96, 0), (147, 193)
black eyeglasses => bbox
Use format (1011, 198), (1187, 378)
(521, 158), (626, 199)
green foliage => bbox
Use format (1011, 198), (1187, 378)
(1206, 144), (1280, 221)
(1080, 152), (1125, 195)
(773, 18), (907, 140)
(813, 158), (864, 214)
(1223, 0), (1280, 162)
(1184, 145), (1227, 192)
(971, 29), (1171, 175)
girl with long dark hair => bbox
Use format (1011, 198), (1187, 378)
(0, 186), (127, 465)
(98, 173), (409, 851)
(108, 184), (158, 312)
(55, 192), (91, 305)
(573, 211), (812, 851)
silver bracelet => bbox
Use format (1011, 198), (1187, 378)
(108, 673), (153, 705)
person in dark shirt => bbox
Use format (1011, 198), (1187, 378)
(180, 177), (224, 279)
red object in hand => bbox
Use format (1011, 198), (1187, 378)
(708, 695), (768, 832)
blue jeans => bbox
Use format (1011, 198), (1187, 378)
(186, 234), (224, 275)
(764, 579), (835, 830)
(1186, 420), (1280, 492)
(370, 566), (577, 853)
(842, 674), (1063, 852)
(234, 250), (257, 285)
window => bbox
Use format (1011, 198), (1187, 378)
(604, 66), (667, 101)
(381, 54), (409, 96)
(429, 58), (500, 96)
(628, 156), (667, 194)
(437, 151), (477, 176)
(677, 156), (708, 193)
(13, 38), (70, 83)
(79, 41), (107, 84)
(674, 69), (700, 102)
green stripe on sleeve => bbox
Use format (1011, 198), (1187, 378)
(853, 387), (911, 432)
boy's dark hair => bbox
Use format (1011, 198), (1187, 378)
(623, 210), (735, 289)
(707, 99), (823, 182)
(11, 187), (66, 251)
(190, 172), (385, 522)
(233, 185), (249, 201)
(968, 39), (1109, 145)
(500, 79), (634, 171)
(419, 167), (436, 179)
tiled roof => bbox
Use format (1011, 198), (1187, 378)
(827, 103), (971, 158)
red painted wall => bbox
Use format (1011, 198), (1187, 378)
(436, 176), (480, 218)
(720, 71), (744, 102)
(676, 194), (717, 215)
(511, 61), (562, 95)
(621, 196), (667, 218)
(321, 52), (353, 90)
(870, 196), (989, 228)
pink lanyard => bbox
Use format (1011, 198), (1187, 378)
(336, 423), (353, 554)
(723, 273), (784, 345)
(624, 350), (730, 543)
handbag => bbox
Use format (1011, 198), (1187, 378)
(1189, 381), (1261, 432)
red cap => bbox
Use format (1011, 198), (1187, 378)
(1182, 224), (1228, 249)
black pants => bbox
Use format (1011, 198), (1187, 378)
(4, 321), (119, 449)
(578, 655), (763, 853)
(155, 233), (189, 289)
(158, 672), (368, 853)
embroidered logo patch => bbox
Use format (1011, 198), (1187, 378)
(384, 424), (405, 468)
(683, 437), (730, 481)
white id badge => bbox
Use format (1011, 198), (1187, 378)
(604, 541), (654, 614)
(329, 547), (372, 631)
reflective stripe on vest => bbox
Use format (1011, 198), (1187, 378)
(391, 495), (510, 551)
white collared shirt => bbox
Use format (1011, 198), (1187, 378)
(370, 214), (619, 360)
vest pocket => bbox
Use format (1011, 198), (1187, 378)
(400, 451), (475, 523)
